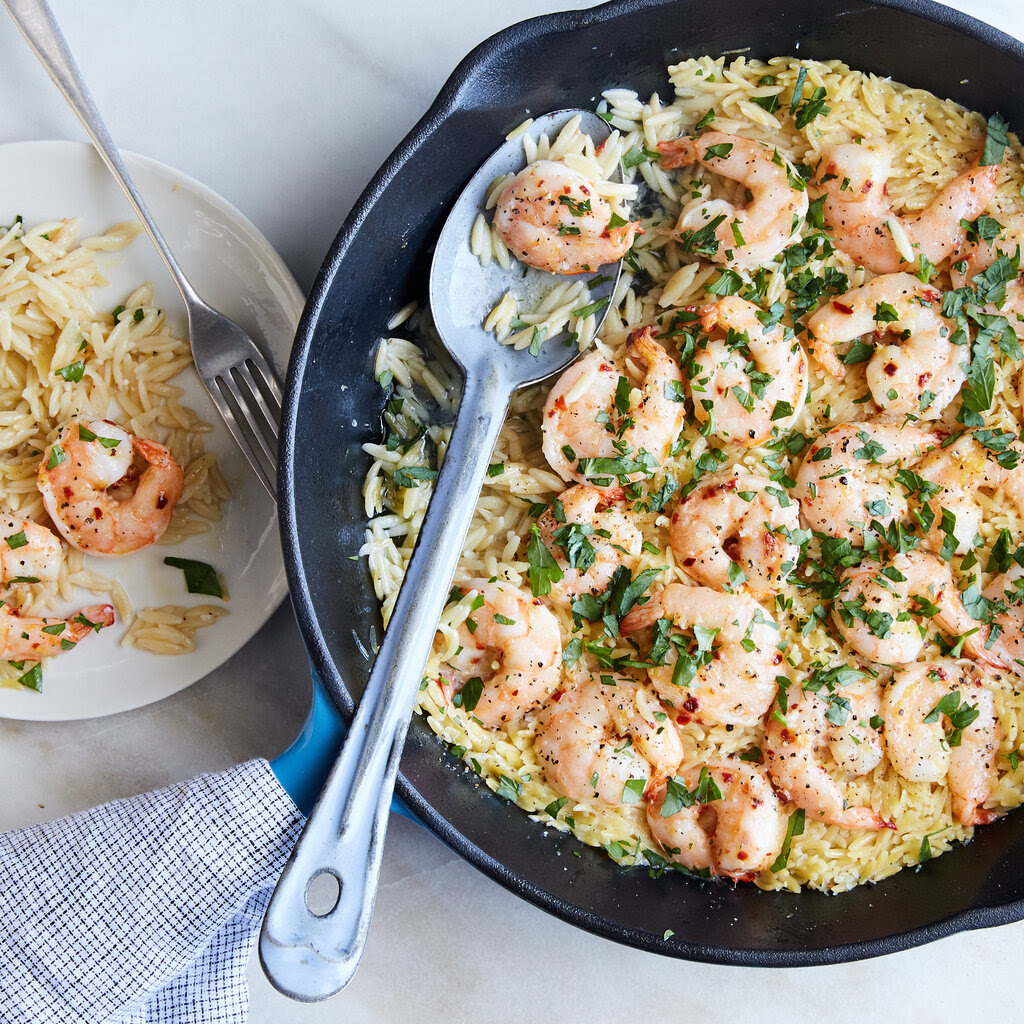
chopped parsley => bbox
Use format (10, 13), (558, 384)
(163, 557), (225, 598)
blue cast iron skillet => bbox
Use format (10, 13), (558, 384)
(279, 0), (1024, 965)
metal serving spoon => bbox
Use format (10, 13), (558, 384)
(260, 110), (623, 1000)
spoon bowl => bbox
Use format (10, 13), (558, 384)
(430, 108), (621, 383)
(261, 108), (623, 1000)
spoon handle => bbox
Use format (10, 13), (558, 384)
(260, 365), (510, 1000)
(1, 0), (201, 308)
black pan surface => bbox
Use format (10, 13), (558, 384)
(280, 0), (1024, 965)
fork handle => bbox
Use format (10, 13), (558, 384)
(260, 364), (511, 1000)
(1, 0), (202, 308)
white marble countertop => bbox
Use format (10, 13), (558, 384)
(2, 0), (1024, 1019)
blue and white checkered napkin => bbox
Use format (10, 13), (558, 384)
(0, 759), (303, 1024)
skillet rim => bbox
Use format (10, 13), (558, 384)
(279, 0), (1024, 965)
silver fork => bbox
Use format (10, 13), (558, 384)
(2, 0), (283, 498)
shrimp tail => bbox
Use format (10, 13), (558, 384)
(953, 798), (1000, 827)
(835, 807), (895, 831)
(70, 603), (116, 640)
(657, 137), (698, 169)
(808, 336), (846, 380)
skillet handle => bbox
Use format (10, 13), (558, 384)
(259, 365), (509, 1000)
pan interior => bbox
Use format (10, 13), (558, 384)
(281, 0), (1024, 964)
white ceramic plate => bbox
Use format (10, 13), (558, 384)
(0, 140), (304, 721)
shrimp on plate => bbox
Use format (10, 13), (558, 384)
(542, 326), (684, 486)
(534, 674), (684, 806)
(620, 582), (781, 727)
(0, 601), (114, 661)
(658, 131), (809, 269)
(645, 760), (787, 879)
(794, 420), (939, 544)
(37, 419), (184, 556)
(0, 514), (62, 584)
(441, 579), (561, 729)
(689, 296), (808, 447)
(817, 137), (998, 274)
(493, 160), (641, 275)
(536, 485), (643, 610)
(882, 659), (1001, 826)
(669, 471), (801, 599)
(765, 680), (891, 829)
(806, 272), (966, 418)
(832, 551), (988, 666)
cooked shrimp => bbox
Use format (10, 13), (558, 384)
(806, 273), (965, 418)
(882, 659), (1000, 826)
(794, 421), (939, 544)
(669, 472), (801, 599)
(765, 684), (890, 829)
(690, 297), (808, 447)
(0, 515), (62, 584)
(824, 677), (887, 777)
(37, 419), (184, 557)
(536, 485), (642, 609)
(658, 131), (809, 269)
(983, 564), (1024, 680)
(534, 674), (684, 806)
(951, 212), (1024, 337)
(493, 160), (641, 275)
(443, 579), (562, 729)
(542, 327), (684, 486)
(817, 138), (998, 275)
(645, 760), (787, 879)
(915, 431), (1024, 556)
(833, 551), (986, 665)
(620, 582), (781, 727)
(0, 601), (114, 661)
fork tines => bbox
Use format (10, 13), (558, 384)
(209, 351), (283, 499)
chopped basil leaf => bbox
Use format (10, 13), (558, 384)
(980, 112), (1008, 167)
(562, 637), (583, 667)
(456, 676), (483, 712)
(621, 778), (646, 804)
(770, 808), (805, 871)
(17, 662), (43, 692)
(789, 67), (807, 114)
(496, 774), (522, 801)
(841, 340), (873, 365)
(55, 360), (85, 383)
(694, 108), (716, 131)
(558, 195), (592, 216)
(163, 556), (225, 598)
(707, 268), (743, 296)
(394, 466), (438, 489)
(527, 525), (564, 597)
(545, 796), (568, 818)
(572, 296), (610, 320)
